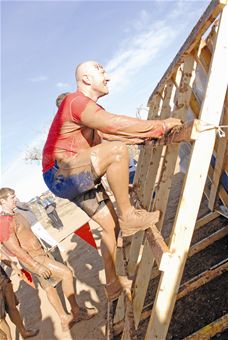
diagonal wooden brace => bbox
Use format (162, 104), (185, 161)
(145, 225), (172, 272)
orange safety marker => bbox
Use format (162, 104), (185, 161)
(74, 222), (97, 249)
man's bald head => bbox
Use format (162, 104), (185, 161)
(75, 61), (104, 83)
(75, 61), (110, 100)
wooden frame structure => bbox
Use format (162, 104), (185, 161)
(108, 1), (228, 338)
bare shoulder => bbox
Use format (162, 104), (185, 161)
(14, 213), (30, 228)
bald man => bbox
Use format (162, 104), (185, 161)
(42, 61), (182, 300)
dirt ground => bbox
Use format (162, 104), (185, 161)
(4, 169), (228, 340)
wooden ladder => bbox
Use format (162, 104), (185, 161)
(108, 1), (228, 338)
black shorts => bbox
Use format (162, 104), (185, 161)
(43, 156), (110, 217)
(72, 183), (110, 217)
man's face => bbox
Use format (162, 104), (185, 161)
(87, 63), (110, 97)
(2, 193), (17, 210)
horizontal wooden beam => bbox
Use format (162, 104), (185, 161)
(177, 259), (228, 300)
(141, 260), (228, 323)
(184, 313), (228, 339)
(148, 0), (226, 104)
(195, 211), (220, 230)
(189, 226), (228, 257)
(150, 223), (226, 280)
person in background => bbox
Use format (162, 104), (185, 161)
(37, 194), (63, 231)
(0, 187), (97, 332)
(16, 199), (64, 252)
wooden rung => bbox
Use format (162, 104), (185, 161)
(195, 211), (220, 230)
(149, 225), (227, 286)
(184, 313), (228, 339)
(177, 259), (228, 300)
(145, 226), (171, 271)
(141, 260), (228, 323)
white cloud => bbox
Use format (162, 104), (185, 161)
(29, 75), (48, 82)
(56, 82), (72, 88)
(105, 18), (176, 93)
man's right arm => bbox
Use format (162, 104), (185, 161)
(2, 235), (52, 279)
(79, 101), (182, 139)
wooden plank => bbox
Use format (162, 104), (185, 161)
(133, 146), (145, 189)
(134, 92), (164, 189)
(121, 289), (137, 340)
(195, 211), (220, 230)
(135, 96), (163, 204)
(127, 232), (144, 278)
(113, 239), (129, 329)
(145, 5), (228, 338)
(142, 80), (177, 209)
(106, 300), (117, 340)
(205, 18), (219, 54)
(196, 43), (212, 73)
(132, 238), (155, 328)
(148, 93), (163, 119)
(208, 89), (228, 210)
(145, 226), (170, 271)
(148, 0), (226, 104)
(150, 224), (228, 281)
(190, 92), (201, 118)
(140, 260), (228, 323)
(177, 259), (228, 300)
(135, 145), (153, 204)
(189, 226), (228, 257)
(184, 313), (228, 340)
(138, 144), (158, 206)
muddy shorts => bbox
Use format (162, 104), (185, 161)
(43, 157), (110, 217)
(21, 252), (62, 290)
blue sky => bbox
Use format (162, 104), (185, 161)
(1, 0), (209, 200)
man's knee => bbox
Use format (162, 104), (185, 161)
(111, 142), (128, 156)
(63, 267), (73, 281)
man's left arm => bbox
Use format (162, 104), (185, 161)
(98, 131), (145, 144)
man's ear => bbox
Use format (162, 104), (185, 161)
(0, 198), (4, 205)
(82, 74), (92, 85)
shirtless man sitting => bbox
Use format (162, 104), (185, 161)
(0, 188), (96, 332)
(42, 61), (182, 300)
